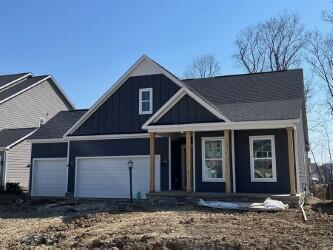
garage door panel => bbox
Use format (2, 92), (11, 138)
(32, 158), (67, 197)
(75, 156), (160, 198)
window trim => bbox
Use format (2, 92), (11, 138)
(139, 88), (153, 115)
(201, 137), (225, 182)
(249, 135), (277, 182)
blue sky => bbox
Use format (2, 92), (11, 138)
(0, 0), (332, 108)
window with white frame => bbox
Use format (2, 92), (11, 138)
(202, 137), (224, 182)
(249, 135), (277, 182)
(139, 88), (153, 115)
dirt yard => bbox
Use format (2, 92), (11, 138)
(0, 195), (332, 249)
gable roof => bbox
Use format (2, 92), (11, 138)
(0, 127), (37, 149)
(0, 73), (74, 109)
(28, 109), (87, 140)
(182, 69), (304, 122)
(64, 55), (230, 137)
(0, 73), (31, 90)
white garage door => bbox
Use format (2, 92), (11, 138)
(32, 158), (67, 197)
(75, 155), (160, 199)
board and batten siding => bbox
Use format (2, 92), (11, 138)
(72, 74), (180, 135)
(5, 140), (31, 189)
(0, 79), (69, 130)
(154, 94), (223, 125)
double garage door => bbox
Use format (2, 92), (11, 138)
(32, 156), (160, 199)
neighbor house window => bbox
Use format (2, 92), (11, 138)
(202, 137), (224, 182)
(249, 135), (277, 182)
(139, 88), (153, 114)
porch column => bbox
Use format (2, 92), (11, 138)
(287, 127), (297, 195)
(224, 130), (232, 193)
(186, 131), (193, 192)
(149, 132), (155, 193)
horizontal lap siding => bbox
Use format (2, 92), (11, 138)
(296, 111), (308, 192)
(68, 138), (169, 193)
(195, 131), (226, 192)
(154, 95), (223, 125)
(235, 129), (290, 193)
(72, 74), (180, 135)
(0, 80), (69, 130)
(5, 141), (31, 189)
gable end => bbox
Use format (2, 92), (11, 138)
(153, 94), (224, 125)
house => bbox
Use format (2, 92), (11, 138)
(27, 55), (309, 198)
(0, 73), (74, 190)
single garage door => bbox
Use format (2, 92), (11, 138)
(75, 155), (160, 199)
(32, 158), (68, 197)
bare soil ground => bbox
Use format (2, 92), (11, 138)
(0, 195), (332, 249)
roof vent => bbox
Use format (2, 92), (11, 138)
(39, 118), (45, 127)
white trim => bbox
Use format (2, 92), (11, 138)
(67, 141), (70, 166)
(74, 155), (161, 198)
(146, 119), (299, 133)
(27, 138), (68, 143)
(63, 55), (180, 137)
(64, 55), (230, 136)
(185, 88), (229, 121)
(294, 125), (300, 193)
(142, 87), (229, 129)
(249, 135), (277, 182)
(6, 129), (38, 150)
(31, 157), (68, 197)
(0, 76), (51, 104)
(28, 133), (155, 143)
(142, 89), (186, 128)
(168, 136), (171, 191)
(231, 130), (236, 192)
(0, 73), (32, 91)
(3, 151), (7, 186)
(192, 131), (196, 192)
(139, 88), (153, 115)
(49, 76), (76, 109)
(66, 133), (151, 141)
(201, 137), (225, 182)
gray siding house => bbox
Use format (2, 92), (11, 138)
(28, 55), (309, 199)
(0, 73), (74, 189)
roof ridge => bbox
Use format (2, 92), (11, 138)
(0, 72), (31, 77)
(2, 127), (38, 131)
(182, 68), (303, 81)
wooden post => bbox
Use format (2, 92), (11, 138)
(287, 127), (296, 195)
(149, 132), (155, 193)
(186, 131), (193, 192)
(224, 130), (232, 193)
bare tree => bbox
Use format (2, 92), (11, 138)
(233, 11), (310, 72)
(184, 54), (221, 79)
(307, 31), (333, 115)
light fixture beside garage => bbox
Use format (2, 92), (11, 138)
(128, 159), (133, 203)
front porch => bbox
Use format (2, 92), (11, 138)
(148, 127), (298, 196)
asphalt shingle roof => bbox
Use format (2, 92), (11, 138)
(28, 110), (87, 140)
(0, 73), (29, 89)
(0, 75), (49, 102)
(0, 127), (37, 148)
(183, 69), (304, 121)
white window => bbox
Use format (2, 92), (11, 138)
(249, 135), (277, 182)
(139, 88), (153, 115)
(202, 137), (224, 182)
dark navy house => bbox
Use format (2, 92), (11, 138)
(27, 55), (309, 199)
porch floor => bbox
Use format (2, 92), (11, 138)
(147, 191), (300, 207)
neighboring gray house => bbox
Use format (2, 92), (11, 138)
(0, 73), (74, 190)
